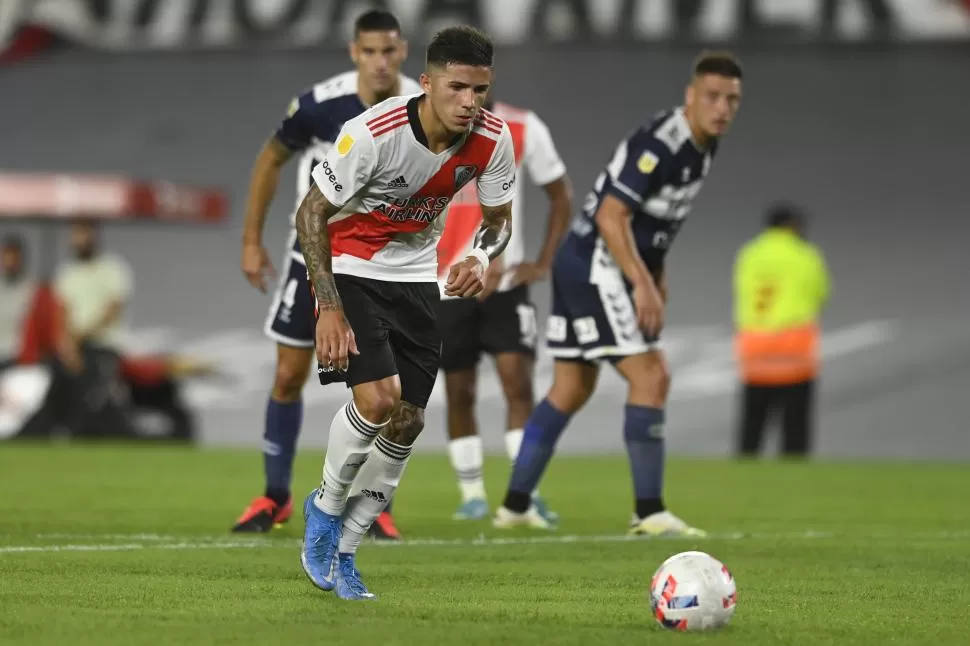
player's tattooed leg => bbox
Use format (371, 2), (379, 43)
(380, 401), (425, 446)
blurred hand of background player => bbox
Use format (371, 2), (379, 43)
(633, 279), (665, 337)
(241, 242), (276, 292)
(445, 256), (485, 298)
(314, 310), (359, 372)
(507, 261), (549, 289)
(476, 255), (505, 301)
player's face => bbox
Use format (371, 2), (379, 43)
(686, 73), (742, 138)
(421, 64), (492, 135)
(351, 30), (408, 95)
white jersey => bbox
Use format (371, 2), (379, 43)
(436, 101), (567, 298)
(274, 70), (422, 228)
(311, 94), (517, 283)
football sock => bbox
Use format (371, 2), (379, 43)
(314, 401), (386, 516)
(505, 428), (543, 498)
(624, 404), (667, 519)
(448, 436), (487, 502)
(263, 399), (302, 505)
(339, 435), (411, 554)
(503, 399), (570, 513)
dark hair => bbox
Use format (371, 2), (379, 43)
(353, 10), (401, 38)
(693, 51), (743, 80)
(426, 25), (493, 69)
(764, 203), (805, 230)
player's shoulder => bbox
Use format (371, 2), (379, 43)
(308, 70), (359, 104)
(348, 94), (416, 141)
(400, 75), (423, 95)
(472, 106), (511, 143)
(638, 107), (693, 155)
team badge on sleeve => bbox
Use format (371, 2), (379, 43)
(286, 97), (299, 117)
(336, 134), (355, 156)
(638, 151), (659, 174)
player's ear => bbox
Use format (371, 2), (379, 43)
(684, 82), (695, 108)
(399, 39), (409, 61)
(419, 72), (432, 94)
(349, 40), (359, 65)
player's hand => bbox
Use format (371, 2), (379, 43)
(444, 256), (486, 298)
(507, 261), (549, 288)
(241, 242), (276, 292)
(314, 310), (359, 372)
(633, 280), (665, 338)
(476, 256), (505, 301)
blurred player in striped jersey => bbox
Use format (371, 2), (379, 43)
(434, 97), (572, 523)
(494, 52), (744, 536)
(232, 10), (419, 539)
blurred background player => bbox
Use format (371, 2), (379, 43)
(494, 52), (743, 535)
(1, 234), (33, 370)
(434, 95), (572, 522)
(733, 203), (830, 458)
(232, 10), (420, 538)
(298, 26), (516, 600)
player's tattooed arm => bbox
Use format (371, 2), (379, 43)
(474, 202), (513, 261)
(295, 183), (343, 311)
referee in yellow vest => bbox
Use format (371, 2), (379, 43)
(732, 204), (830, 457)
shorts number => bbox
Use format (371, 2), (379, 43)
(282, 278), (299, 309)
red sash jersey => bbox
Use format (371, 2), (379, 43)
(310, 94), (517, 285)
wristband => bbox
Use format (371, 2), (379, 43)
(467, 248), (490, 272)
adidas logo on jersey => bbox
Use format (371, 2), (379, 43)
(387, 175), (409, 188)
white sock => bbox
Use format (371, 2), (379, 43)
(448, 436), (486, 502)
(505, 428), (540, 499)
(313, 401), (387, 516)
(339, 435), (412, 554)
(505, 429), (524, 461)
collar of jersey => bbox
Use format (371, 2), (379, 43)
(407, 95), (467, 155)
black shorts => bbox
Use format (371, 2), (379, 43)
(318, 274), (441, 409)
(264, 234), (315, 348)
(434, 284), (538, 372)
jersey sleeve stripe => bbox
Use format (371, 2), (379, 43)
(473, 121), (502, 136)
(478, 112), (504, 130)
(371, 118), (409, 138)
(366, 105), (408, 128)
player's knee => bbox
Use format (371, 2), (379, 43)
(354, 381), (401, 424)
(501, 370), (533, 409)
(445, 374), (477, 410)
(272, 358), (310, 402)
(547, 380), (595, 415)
(628, 356), (671, 403)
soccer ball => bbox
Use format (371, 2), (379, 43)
(649, 550), (737, 632)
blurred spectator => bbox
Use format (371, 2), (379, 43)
(732, 204), (831, 458)
(0, 233), (34, 369)
(54, 218), (133, 360)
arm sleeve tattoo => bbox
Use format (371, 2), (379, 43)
(474, 202), (513, 261)
(295, 183), (343, 312)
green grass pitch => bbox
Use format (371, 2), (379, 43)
(1, 444), (968, 645)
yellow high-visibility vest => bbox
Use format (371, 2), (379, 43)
(733, 229), (829, 332)
(733, 229), (830, 385)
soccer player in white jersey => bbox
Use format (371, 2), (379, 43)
(232, 11), (420, 539)
(296, 26), (517, 600)
(434, 96), (572, 522)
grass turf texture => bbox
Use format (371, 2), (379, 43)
(1, 444), (968, 645)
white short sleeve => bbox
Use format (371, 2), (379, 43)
(476, 125), (517, 207)
(523, 110), (567, 187)
(311, 120), (376, 208)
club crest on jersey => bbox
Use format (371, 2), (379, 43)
(454, 165), (477, 191)
(638, 152), (659, 174)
